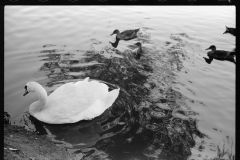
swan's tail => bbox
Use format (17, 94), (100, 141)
(84, 77), (89, 81)
(86, 88), (120, 118)
(104, 88), (120, 108)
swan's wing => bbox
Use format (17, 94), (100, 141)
(45, 80), (109, 119)
(71, 88), (120, 121)
(48, 77), (89, 100)
(48, 82), (75, 100)
(87, 88), (120, 117)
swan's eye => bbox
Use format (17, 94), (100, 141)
(23, 85), (29, 96)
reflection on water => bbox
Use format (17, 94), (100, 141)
(110, 37), (121, 49)
(13, 32), (235, 160)
(203, 55), (236, 65)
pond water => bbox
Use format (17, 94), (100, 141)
(4, 6), (235, 160)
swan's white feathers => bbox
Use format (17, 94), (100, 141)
(47, 82), (75, 100)
(46, 81), (109, 116)
(26, 77), (120, 124)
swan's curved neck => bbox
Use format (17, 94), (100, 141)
(29, 83), (48, 114)
(36, 87), (48, 106)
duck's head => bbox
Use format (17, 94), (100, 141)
(110, 29), (120, 36)
(135, 42), (142, 47)
(206, 45), (216, 51)
(223, 26), (230, 34)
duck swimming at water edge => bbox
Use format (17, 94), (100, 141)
(205, 45), (236, 64)
(23, 77), (120, 124)
(133, 42), (143, 59)
(223, 26), (236, 36)
(110, 28), (140, 40)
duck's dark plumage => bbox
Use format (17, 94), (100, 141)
(223, 26), (236, 36)
(110, 28), (140, 40)
(205, 45), (236, 64)
(133, 42), (143, 60)
(206, 45), (234, 59)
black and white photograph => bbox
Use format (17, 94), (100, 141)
(4, 6), (235, 160)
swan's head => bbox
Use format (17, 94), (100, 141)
(110, 29), (120, 36)
(23, 82), (41, 96)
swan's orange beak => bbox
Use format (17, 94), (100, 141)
(23, 89), (29, 96)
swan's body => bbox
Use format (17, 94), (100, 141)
(24, 77), (120, 124)
(110, 29), (140, 40)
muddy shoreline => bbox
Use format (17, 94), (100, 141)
(4, 124), (82, 160)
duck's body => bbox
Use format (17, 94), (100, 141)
(205, 45), (236, 64)
(24, 77), (120, 124)
(110, 29), (140, 40)
(206, 45), (235, 59)
(223, 26), (236, 36)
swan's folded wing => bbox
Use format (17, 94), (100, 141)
(69, 88), (120, 122)
(48, 78), (90, 101)
(85, 88), (120, 118)
(45, 81), (109, 120)
(48, 82), (75, 100)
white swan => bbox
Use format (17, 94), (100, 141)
(23, 77), (120, 124)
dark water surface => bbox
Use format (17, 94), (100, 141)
(5, 6), (235, 160)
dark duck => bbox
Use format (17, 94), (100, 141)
(110, 28), (140, 40)
(133, 42), (143, 60)
(204, 45), (236, 64)
(223, 26), (236, 36)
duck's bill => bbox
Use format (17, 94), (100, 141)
(205, 47), (210, 50)
(110, 33), (114, 36)
(23, 90), (29, 96)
